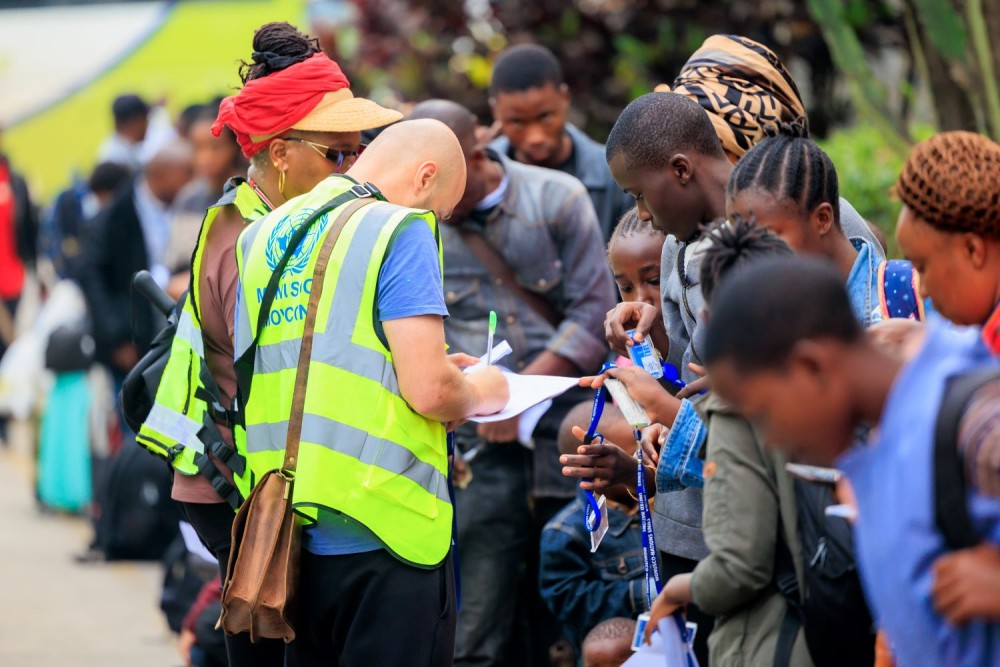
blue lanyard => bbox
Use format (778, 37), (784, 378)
(634, 426), (662, 608)
(582, 364), (612, 532)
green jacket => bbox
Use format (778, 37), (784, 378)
(689, 395), (814, 667)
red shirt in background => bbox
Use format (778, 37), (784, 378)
(0, 161), (24, 300)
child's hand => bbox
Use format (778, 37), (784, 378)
(644, 574), (693, 644)
(560, 427), (637, 490)
(932, 542), (1000, 625)
(604, 302), (668, 358)
(676, 363), (711, 399)
(639, 423), (667, 466)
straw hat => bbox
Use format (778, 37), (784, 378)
(291, 89), (402, 133)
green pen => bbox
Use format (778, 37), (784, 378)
(486, 311), (497, 365)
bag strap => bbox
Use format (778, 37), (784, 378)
(282, 198), (374, 472)
(933, 368), (1000, 550)
(456, 227), (562, 329)
(772, 514), (802, 667)
(235, 183), (381, 413)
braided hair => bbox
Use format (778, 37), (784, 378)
(239, 22), (322, 84)
(700, 216), (794, 304)
(895, 131), (1000, 239)
(727, 117), (841, 225)
(607, 206), (664, 256)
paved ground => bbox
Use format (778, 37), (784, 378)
(0, 422), (179, 667)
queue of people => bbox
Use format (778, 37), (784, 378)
(2, 17), (999, 667)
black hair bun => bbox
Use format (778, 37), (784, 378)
(239, 22), (322, 84)
(763, 115), (810, 140)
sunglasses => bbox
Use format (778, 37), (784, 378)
(284, 137), (366, 170)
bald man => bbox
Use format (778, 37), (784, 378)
(234, 118), (508, 667)
(409, 101), (616, 667)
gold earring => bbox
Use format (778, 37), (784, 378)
(278, 169), (286, 197)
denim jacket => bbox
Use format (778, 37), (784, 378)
(443, 150), (616, 496)
(539, 494), (649, 650)
(492, 123), (634, 241)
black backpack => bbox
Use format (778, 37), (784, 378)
(120, 271), (245, 509)
(773, 481), (876, 667)
(96, 438), (182, 560)
(933, 368), (1000, 550)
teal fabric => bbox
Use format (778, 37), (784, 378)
(37, 371), (92, 512)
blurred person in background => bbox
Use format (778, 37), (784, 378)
(0, 123), (39, 445)
(163, 100), (247, 299)
(489, 44), (632, 242)
(41, 161), (131, 283)
(78, 139), (193, 383)
(98, 93), (150, 171)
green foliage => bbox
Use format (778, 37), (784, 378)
(818, 124), (933, 257)
(911, 0), (968, 60)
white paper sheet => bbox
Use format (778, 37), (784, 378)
(469, 373), (579, 424)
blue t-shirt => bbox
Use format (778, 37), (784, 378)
(303, 217), (449, 555)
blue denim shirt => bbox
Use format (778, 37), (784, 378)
(845, 236), (882, 328)
(492, 123), (634, 242)
(443, 150), (616, 496)
(838, 322), (1000, 667)
(539, 494), (649, 651)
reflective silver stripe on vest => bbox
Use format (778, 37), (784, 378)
(143, 402), (205, 453)
(245, 414), (448, 505)
(252, 201), (402, 390)
(234, 217), (268, 360)
(175, 309), (204, 357)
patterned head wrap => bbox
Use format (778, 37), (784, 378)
(656, 34), (806, 163)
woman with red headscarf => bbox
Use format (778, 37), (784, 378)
(168, 21), (401, 667)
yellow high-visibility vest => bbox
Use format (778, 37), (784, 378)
(233, 176), (450, 567)
(136, 179), (269, 507)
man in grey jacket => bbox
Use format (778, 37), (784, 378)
(488, 44), (633, 242)
(410, 99), (616, 667)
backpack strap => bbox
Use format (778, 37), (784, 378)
(933, 369), (1000, 550)
(878, 259), (925, 322)
(772, 527), (803, 667)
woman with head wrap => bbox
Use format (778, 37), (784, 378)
(161, 21), (401, 667)
(656, 34), (806, 163)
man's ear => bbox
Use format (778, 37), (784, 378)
(670, 154), (694, 186)
(812, 202), (837, 237)
(964, 232), (989, 270)
(413, 160), (439, 195)
(558, 83), (571, 107)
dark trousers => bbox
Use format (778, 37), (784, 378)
(453, 443), (533, 666)
(183, 501), (286, 667)
(661, 552), (714, 666)
(292, 548), (456, 667)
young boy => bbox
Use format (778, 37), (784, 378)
(581, 618), (637, 667)
(702, 255), (1000, 667)
(540, 419), (649, 657)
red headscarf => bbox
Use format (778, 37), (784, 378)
(212, 53), (351, 157)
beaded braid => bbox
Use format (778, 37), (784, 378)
(606, 206), (664, 257)
(895, 131), (1000, 239)
(727, 117), (841, 225)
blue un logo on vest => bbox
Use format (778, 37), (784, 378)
(264, 208), (329, 275)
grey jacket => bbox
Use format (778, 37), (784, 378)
(691, 395), (813, 667)
(653, 197), (881, 562)
(492, 123), (634, 242)
(442, 151), (617, 496)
